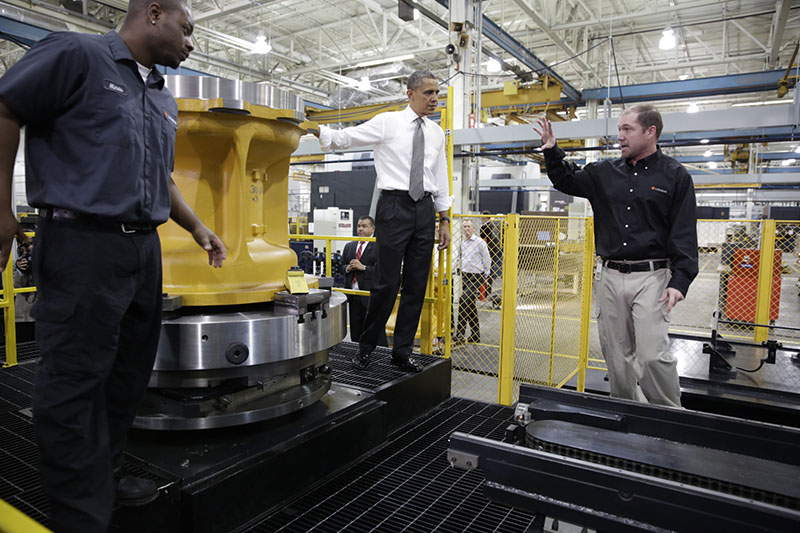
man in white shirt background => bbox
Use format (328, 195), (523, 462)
(316, 70), (452, 372)
(455, 220), (491, 345)
(339, 216), (387, 346)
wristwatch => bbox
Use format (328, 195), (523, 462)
(439, 215), (450, 223)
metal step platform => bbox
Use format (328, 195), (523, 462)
(5, 342), (525, 533)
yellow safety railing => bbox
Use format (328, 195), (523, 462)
(288, 233), (449, 350)
(1, 255), (17, 367)
(0, 499), (51, 533)
(1, 231), (37, 368)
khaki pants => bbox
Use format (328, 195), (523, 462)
(595, 265), (681, 407)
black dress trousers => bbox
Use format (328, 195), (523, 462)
(359, 192), (435, 357)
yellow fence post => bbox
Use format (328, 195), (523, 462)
(325, 238), (332, 279)
(546, 219), (563, 387)
(754, 219), (777, 343)
(444, 85), (454, 359)
(420, 258), (434, 354)
(2, 256), (17, 368)
(497, 213), (520, 405)
(577, 218), (595, 392)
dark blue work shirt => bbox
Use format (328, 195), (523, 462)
(0, 31), (177, 224)
(543, 144), (698, 296)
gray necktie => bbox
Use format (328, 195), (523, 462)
(409, 117), (425, 201)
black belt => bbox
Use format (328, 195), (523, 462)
(40, 208), (156, 234)
(604, 259), (668, 274)
(380, 190), (432, 199)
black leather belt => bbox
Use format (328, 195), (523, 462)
(40, 208), (156, 234)
(604, 259), (668, 273)
(380, 190), (432, 198)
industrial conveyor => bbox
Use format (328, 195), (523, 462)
(448, 383), (800, 532)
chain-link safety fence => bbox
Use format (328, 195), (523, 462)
(447, 214), (594, 404)
(447, 215), (505, 403)
(443, 215), (800, 404)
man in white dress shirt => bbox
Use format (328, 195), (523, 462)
(455, 220), (491, 344)
(316, 70), (452, 372)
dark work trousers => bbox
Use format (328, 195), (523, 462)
(347, 294), (387, 346)
(359, 192), (435, 357)
(457, 272), (483, 338)
(31, 218), (163, 533)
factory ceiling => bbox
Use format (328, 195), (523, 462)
(0, 0), (797, 110)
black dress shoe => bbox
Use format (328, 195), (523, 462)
(116, 476), (159, 507)
(391, 355), (423, 373)
(352, 351), (371, 370)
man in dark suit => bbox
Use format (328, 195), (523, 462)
(340, 216), (387, 345)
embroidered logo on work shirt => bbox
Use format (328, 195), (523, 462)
(103, 79), (128, 95)
(651, 186), (668, 195)
(163, 110), (178, 129)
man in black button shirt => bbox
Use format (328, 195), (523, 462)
(535, 104), (697, 407)
(0, 1), (225, 531)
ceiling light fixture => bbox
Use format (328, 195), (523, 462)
(358, 75), (371, 91)
(794, 146), (800, 154)
(782, 158), (796, 166)
(731, 100), (787, 108)
(687, 102), (699, 113)
(707, 161), (718, 169)
(486, 58), (501, 73)
(659, 27), (676, 50)
(679, 74), (689, 80)
(704, 149), (712, 158)
(700, 139), (710, 144)
(252, 35), (271, 55)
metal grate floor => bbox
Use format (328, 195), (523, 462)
(2, 343), (524, 532)
(327, 342), (439, 390)
(243, 397), (538, 533)
(0, 340), (41, 364)
(0, 362), (48, 523)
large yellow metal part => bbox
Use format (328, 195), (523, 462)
(159, 98), (315, 306)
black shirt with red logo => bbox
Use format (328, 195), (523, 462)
(543, 145), (698, 295)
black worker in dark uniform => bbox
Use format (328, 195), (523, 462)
(0, 1), (226, 531)
(535, 105), (697, 407)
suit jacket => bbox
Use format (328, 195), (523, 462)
(340, 240), (378, 290)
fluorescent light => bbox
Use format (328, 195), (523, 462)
(659, 27), (676, 50)
(687, 102), (699, 113)
(700, 139), (709, 144)
(612, 143), (620, 148)
(252, 35), (271, 55)
(731, 100), (787, 108)
(707, 161), (718, 169)
(354, 54), (415, 68)
(358, 75), (370, 91)
(794, 146), (800, 154)
(782, 158), (796, 166)
(703, 149), (712, 157)
(679, 74), (689, 80)
(413, 8), (420, 20)
(486, 58), (501, 73)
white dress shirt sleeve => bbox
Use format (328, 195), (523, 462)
(480, 240), (492, 277)
(318, 114), (386, 152)
(431, 132), (453, 213)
